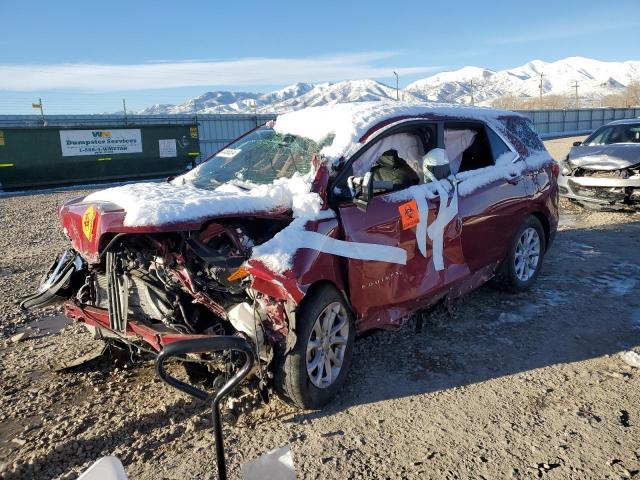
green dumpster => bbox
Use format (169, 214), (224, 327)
(0, 124), (200, 190)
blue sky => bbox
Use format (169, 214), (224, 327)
(1, 0), (638, 114)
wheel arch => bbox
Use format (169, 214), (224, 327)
(297, 279), (354, 320)
(529, 210), (550, 248)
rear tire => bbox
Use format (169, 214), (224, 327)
(492, 215), (546, 292)
(273, 284), (355, 409)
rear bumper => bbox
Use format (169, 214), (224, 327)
(64, 301), (216, 351)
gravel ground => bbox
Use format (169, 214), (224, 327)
(543, 136), (586, 163)
(1, 138), (639, 479)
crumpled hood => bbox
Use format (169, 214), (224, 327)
(568, 144), (640, 171)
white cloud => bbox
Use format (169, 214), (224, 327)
(0, 52), (440, 92)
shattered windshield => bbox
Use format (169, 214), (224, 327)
(584, 124), (640, 146)
(181, 126), (329, 188)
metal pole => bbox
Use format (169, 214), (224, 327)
(38, 98), (46, 126)
(122, 99), (128, 126)
(539, 73), (544, 107)
(393, 71), (399, 101)
(572, 81), (579, 109)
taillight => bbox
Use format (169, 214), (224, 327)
(551, 162), (560, 178)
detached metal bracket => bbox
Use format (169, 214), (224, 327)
(155, 336), (255, 480)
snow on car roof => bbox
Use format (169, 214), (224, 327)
(273, 101), (523, 162)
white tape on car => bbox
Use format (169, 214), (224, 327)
(425, 172), (459, 271)
(298, 231), (408, 265)
(411, 192), (430, 258)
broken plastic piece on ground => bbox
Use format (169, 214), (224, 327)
(242, 445), (297, 480)
(76, 456), (128, 480)
(9, 331), (30, 343)
(54, 345), (108, 372)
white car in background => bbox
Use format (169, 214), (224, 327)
(559, 118), (640, 209)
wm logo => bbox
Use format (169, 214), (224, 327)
(92, 131), (112, 138)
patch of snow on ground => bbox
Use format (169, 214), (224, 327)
(583, 262), (640, 296)
(487, 288), (568, 328)
(620, 350), (640, 368)
(607, 277), (637, 296)
(538, 288), (569, 307)
(568, 241), (600, 258)
(494, 312), (529, 325)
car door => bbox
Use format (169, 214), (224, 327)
(336, 123), (468, 330)
(451, 122), (531, 272)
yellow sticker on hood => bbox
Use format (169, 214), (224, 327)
(82, 206), (97, 241)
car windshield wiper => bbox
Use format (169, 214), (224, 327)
(228, 180), (252, 191)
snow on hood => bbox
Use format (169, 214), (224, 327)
(273, 101), (522, 162)
(83, 174), (318, 227)
(83, 170), (335, 273)
(569, 144), (640, 171)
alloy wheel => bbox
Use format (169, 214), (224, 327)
(514, 227), (541, 281)
(305, 302), (350, 389)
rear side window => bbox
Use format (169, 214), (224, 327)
(500, 117), (545, 155)
(486, 128), (517, 164)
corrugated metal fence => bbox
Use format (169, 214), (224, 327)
(516, 107), (640, 137)
(1, 107), (639, 162)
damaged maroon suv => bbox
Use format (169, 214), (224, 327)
(23, 103), (559, 409)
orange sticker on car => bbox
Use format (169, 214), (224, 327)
(82, 206), (97, 241)
(398, 199), (419, 230)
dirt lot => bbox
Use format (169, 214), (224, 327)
(1, 137), (639, 479)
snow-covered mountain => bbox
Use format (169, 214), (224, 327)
(138, 57), (640, 114)
(407, 57), (640, 105)
(138, 80), (419, 114)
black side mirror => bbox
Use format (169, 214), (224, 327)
(350, 175), (395, 212)
(572, 141), (582, 147)
(350, 174), (373, 212)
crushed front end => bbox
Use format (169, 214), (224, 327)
(24, 198), (303, 416)
(559, 124), (640, 209)
(559, 162), (640, 208)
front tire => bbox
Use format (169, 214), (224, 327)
(493, 215), (546, 292)
(273, 284), (355, 409)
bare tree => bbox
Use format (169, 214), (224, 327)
(491, 93), (573, 110)
(594, 80), (640, 108)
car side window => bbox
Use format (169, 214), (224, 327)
(331, 125), (436, 201)
(352, 132), (426, 179)
(588, 124), (640, 145)
(444, 122), (494, 173)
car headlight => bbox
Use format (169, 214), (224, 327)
(559, 156), (572, 175)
